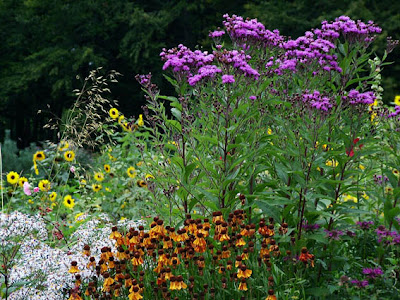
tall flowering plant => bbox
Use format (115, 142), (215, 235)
(135, 15), (396, 241)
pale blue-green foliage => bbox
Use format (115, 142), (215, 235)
(1, 130), (37, 173)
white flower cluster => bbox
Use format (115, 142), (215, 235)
(3, 211), (144, 300)
(0, 211), (48, 246)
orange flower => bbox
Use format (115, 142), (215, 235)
(237, 265), (252, 279)
(131, 252), (144, 266)
(68, 261), (80, 274)
(163, 236), (173, 249)
(102, 273), (114, 292)
(193, 232), (207, 253)
(235, 234), (246, 247)
(222, 246), (231, 258)
(265, 289), (277, 300)
(68, 292), (83, 300)
(212, 211), (224, 223)
(238, 278), (248, 291)
(218, 229), (230, 242)
(82, 245), (91, 257)
(299, 247), (315, 267)
(110, 226), (122, 239)
(87, 257), (96, 269)
(128, 286), (143, 300)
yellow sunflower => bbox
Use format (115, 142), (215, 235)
(64, 151), (75, 162)
(58, 141), (69, 151)
(18, 177), (28, 187)
(109, 108), (119, 119)
(127, 167), (137, 178)
(63, 195), (75, 209)
(39, 179), (51, 191)
(33, 151), (45, 161)
(94, 172), (104, 182)
(394, 95), (400, 106)
(104, 164), (111, 173)
(7, 171), (19, 185)
(92, 184), (102, 192)
(49, 191), (57, 202)
(145, 174), (155, 180)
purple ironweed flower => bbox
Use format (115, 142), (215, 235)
(376, 226), (400, 245)
(316, 16), (381, 45)
(187, 65), (222, 86)
(302, 90), (333, 112)
(215, 49), (260, 79)
(342, 90), (376, 105)
(222, 14), (284, 49)
(356, 221), (374, 230)
(249, 95), (256, 100)
(362, 267), (383, 278)
(387, 106), (400, 118)
(209, 30), (225, 38)
(346, 230), (356, 237)
(302, 221), (320, 232)
(222, 74), (235, 84)
(351, 279), (369, 288)
(324, 229), (344, 240)
(136, 73), (152, 87)
(373, 174), (389, 185)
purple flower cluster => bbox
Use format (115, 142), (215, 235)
(302, 90), (333, 112)
(324, 229), (345, 240)
(282, 32), (341, 74)
(188, 65), (222, 86)
(161, 43), (260, 86)
(160, 44), (214, 74)
(376, 225), (400, 245)
(350, 279), (369, 288)
(387, 106), (400, 118)
(356, 221), (374, 230)
(315, 16), (382, 45)
(373, 174), (389, 185)
(222, 14), (284, 49)
(342, 90), (376, 105)
(362, 267), (383, 278)
(209, 29), (225, 38)
(302, 221), (320, 232)
(222, 74), (235, 84)
(215, 49), (260, 79)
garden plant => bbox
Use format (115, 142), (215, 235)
(1, 14), (400, 300)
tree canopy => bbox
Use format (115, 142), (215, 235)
(0, 0), (398, 147)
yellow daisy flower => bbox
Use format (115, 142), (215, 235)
(94, 172), (104, 182)
(63, 195), (75, 209)
(109, 108), (119, 119)
(127, 167), (137, 178)
(7, 171), (19, 185)
(118, 115), (125, 125)
(58, 141), (69, 151)
(18, 177), (28, 187)
(39, 179), (51, 191)
(92, 184), (102, 192)
(49, 192), (57, 202)
(64, 151), (75, 162)
(138, 114), (144, 126)
(104, 164), (111, 173)
(33, 151), (45, 161)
